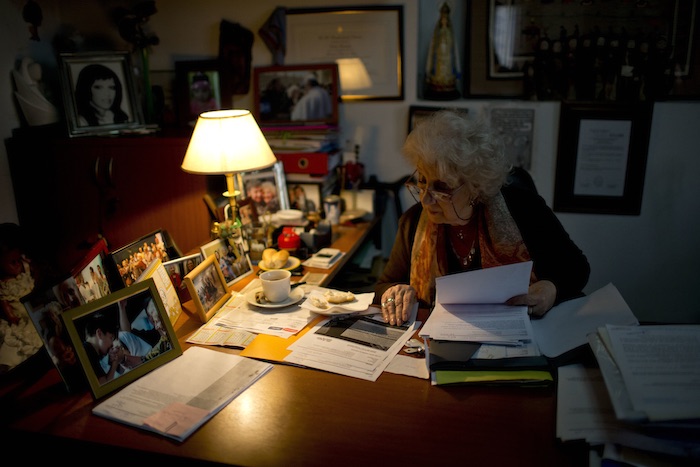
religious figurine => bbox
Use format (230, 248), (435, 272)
(424, 2), (461, 100)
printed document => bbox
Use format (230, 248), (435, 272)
(284, 304), (419, 381)
(420, 262), (533, 344)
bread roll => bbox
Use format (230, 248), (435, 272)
(271, 249), (290, 268)
(262, 248), (277, 265)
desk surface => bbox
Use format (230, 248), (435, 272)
(0, 221), (587, 466)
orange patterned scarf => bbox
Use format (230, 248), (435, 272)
(409, 192), (534, 304)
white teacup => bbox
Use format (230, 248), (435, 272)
(260, 269), (291, 303)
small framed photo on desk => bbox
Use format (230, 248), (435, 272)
(183, 253), (232, 323)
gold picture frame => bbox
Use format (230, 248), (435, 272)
(183, 254), (231, 323)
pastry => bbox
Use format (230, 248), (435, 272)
(324, 290), (355, 304)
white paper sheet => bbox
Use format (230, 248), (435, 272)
(532, 283), (638, 359)
(604, 324), (700, 422)
(434, 261), (532, 304)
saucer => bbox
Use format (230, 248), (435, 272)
(246, 287), (305, 309)
(258, 256), (302, 271)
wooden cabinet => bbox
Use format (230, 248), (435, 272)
(6, 128), (212, 272)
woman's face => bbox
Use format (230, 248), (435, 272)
(415, 169), (474, 225)
(90, 78), (116, 110)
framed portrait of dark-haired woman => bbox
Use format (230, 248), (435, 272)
(59, 51), (145, 137)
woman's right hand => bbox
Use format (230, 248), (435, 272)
(380, 284), (416, 325)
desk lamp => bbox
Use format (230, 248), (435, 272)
(181, 109), (277, 230)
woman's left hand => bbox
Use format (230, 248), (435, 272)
(505, 280), (556, 318)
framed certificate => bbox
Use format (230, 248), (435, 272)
(286, 6), (404, 101)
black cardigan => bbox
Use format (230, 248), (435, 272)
(374, 184), (591, 306)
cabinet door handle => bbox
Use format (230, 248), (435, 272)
(108, 157), (115, 187)
(94, 156), (101, 184)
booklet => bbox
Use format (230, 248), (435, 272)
(92, 347), (273, 442)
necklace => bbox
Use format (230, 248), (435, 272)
(448, 222), (477, 268)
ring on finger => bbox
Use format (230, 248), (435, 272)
(386, 297), (395, 304)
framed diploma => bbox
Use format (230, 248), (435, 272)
(553, 102), (653, 215)
(285, 6), (404, 101)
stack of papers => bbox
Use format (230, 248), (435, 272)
(589, 324), (700, 423)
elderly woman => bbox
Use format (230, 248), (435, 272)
(375, 110), (590, 325)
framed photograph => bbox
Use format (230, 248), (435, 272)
(466, 1), (699, 100)
(253, 63), (339, 125)
(200, 238), (253, 287)
(58, 51), (145, 137)
(286, 6), (404, 101)
(183, 253), (232, 323)
(110, 230), (177, 288)
(287, 182), (321, 216)
(241, 161), (289, 218)
(235, 198), (258, 226)
(553, 102), (653, 215)
(162, 253), (203, 303)
(71, 239), (112, 304)
(23, 283), (86, 392)
(408, 106), (463, 134)
(175, 59), (232, 127)
(63, 279), (182, 399)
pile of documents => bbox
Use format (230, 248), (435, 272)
(560, 324), (700, 462)
(420, 262), (641, 386)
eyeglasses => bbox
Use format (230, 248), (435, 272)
(404, 171), (466, 203)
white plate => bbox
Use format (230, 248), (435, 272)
(246, 287), (305, 309)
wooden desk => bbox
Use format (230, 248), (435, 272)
(0, 221), (587, 466)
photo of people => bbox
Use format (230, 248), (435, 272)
(23, 286), (83, 390)
(74, 62), (131, 127)
(242, 162), (289, 217)
(187, 70), (221, 121)
(289, 184), (318, 215)
(70, 285), (175, 390)
(111, 231), (172, 287)
(163, 253), (203, 302)
(191, 262), (227, 312)
(200, 238), (252, 287)
(72, 240), (112, 304)
(256, 64), (338, 124)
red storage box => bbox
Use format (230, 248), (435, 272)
(276, 150), (341, 175)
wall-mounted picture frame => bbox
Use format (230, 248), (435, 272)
(553, 101), (653, 215)
(109, 230), (178, 288)
(63, 279), (182, 399)
(174, 59), (231, 127)
(183, 253), (232, 323)
(241, 161), (289, 218)
(162, 253), (203, 303)
(466, 0), (699, 100)
(408, 105), (463, 134)
(286, 5), (404, 101)
(58, 51), (145, 137)
(253, 63), (339, 125)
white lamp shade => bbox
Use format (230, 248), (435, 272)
(181, 109), (277, 175)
